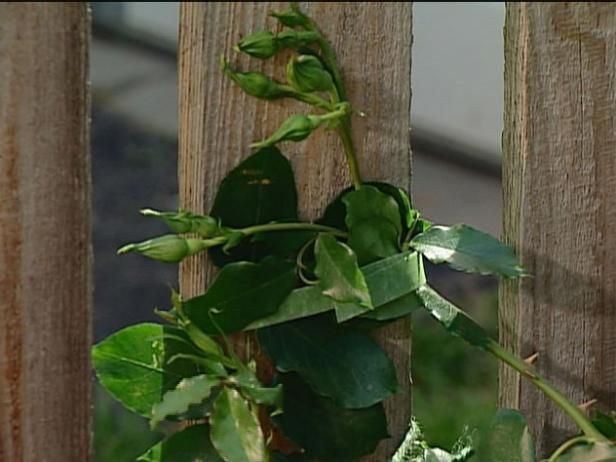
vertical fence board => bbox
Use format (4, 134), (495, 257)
(500, 2), (616, 454)
(0, 3), (91, 461)
(179, 2), (412, 458)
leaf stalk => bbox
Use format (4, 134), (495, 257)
(239, 222), (346, 238)
(300, 8), (363, 190)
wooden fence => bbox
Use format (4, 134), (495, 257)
(177, 4), (411, 460)
(0, 2), (614, 460)
(500, 3), (616, 454)
(0, 3), (91, 461)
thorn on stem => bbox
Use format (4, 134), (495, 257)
(524, 352), (539, 365)
(578, 399), (598, 411)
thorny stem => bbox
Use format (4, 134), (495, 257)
(486, 340), (607, 442)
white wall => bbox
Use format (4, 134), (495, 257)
(122, 2), (179, 46)
(412, 2), (505, 158)
(101, 2), (505, 158)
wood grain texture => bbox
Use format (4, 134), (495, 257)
(500, 2), (616, 455)
(0, 4), (91, 461)
(178, 2), (412, 458)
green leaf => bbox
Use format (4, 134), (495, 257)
(252, 227), (316, 258)
(239, 382), (283, 409)
(182, 257), (297, 334)
(318, 182), (414, 235)
(275, 373), (389, 462)
(410, 224), (527, 278)
(368, 183), (415, 231)
(314, 233), (373, 322)
(416, 285), (492, 349)
(246, 251), (425, 329)
(343, 185), (402, 265)
(475, 409), (535, 462)
(246, 285), (332, 330)
(92, 323), (201, 417)
(362, 291), (423, 322)
(210, 388), (267, 462)
(592, 411), (616, 439)
(140, 208), (220, 237)
(557, 441), (616, 461)
(150, 374), (220, 428)
(166, 353), (227, 376)
(136, 424), (223, 462)
(212, 146), (296, 229)
(360, 250), (425, 307)
(231, 368), (283, 409)
(410, 218), (433, 239)
(332, 299), (370, 325)
(209, 147), (299, 265)
(258, 316), (397, 408)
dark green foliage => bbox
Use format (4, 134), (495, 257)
(475, 410), (535, 462)
(259, 316), (398, 408)
(275, 374), (389, 462)
(416, 285), (492, 349)
(94, 384), (161, 462)
(593, 411), (616, 440)
(210, 388), (268, 462)
(343, 186), (402, 265)
(93, 4), (609, 462)
(92, 323), (201, 417)
(411, 224), (527, 278)
(314, 233), (373, 321)
(136, 425), (223, 462)
(246, 250), (425, 330)
(181, 257), (297, 334)
(318, 181), (415, 237)
(209, 147), (299, 265)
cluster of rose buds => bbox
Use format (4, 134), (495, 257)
(222, 4), (351, 148)
(118, 209), (228, 262)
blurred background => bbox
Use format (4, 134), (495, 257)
(90, 2), (505, 460)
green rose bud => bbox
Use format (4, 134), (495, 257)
(182, 321), (224, 357)
(251, 114), (322, 148)
(153, 308), (177, 325)
(235, 31), (279, 59)
(117, 234), (215, 263)
(234, 31), (319, 59)
(275, 30), (320, 49)
(221, 58), (289, 100)
(140, 209), (220, 237)
(193, 217), (219, 237)
(270, 8), (309, 27)
(287, 55), (334, 93)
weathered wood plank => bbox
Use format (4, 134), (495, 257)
(0, 3), (91, 461)
(500, 2), (616, 455)
(178, 2), (412, 458)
